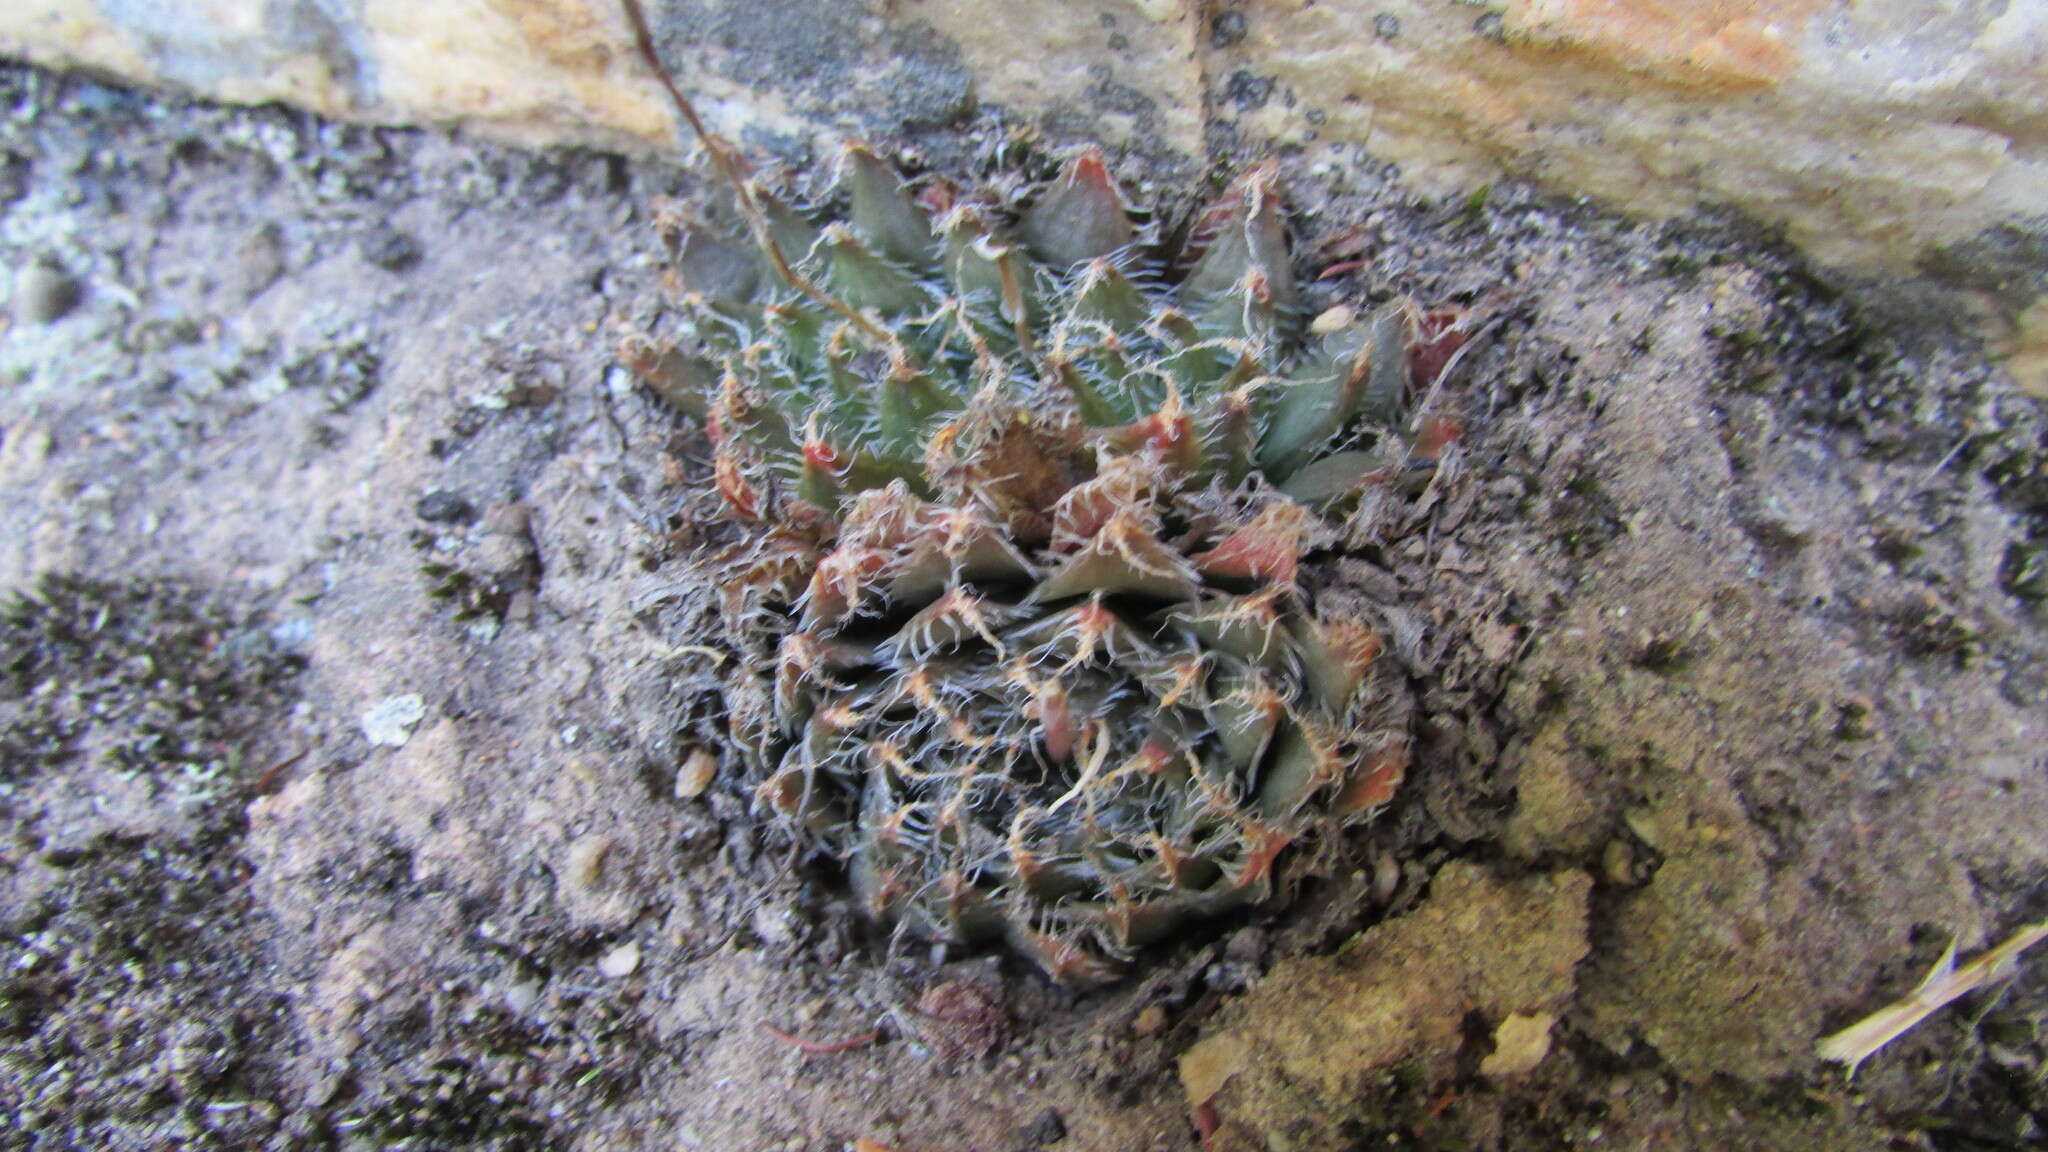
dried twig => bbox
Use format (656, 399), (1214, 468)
(250, 748), (309, 796)
(760, 1020), (881, 1055)
(1817, 920), (2048, 1074)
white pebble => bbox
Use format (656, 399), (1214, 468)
(597, 941), (641, 979)
(360, 694), (427, 747)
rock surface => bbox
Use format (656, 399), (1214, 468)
(0, 0), (673, 152)
(4, 67), (2044, 1149)
(3, 0), (2044, 301)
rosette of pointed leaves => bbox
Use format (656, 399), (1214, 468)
(626, 145), (1446, 981)
(751, 467), (1410, 983)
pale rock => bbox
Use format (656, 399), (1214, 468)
(674, 747), (716, 799)
(1222, 0), (2048, 277)
(1478, 1011), (1556, 1079)
(3, 0), (2043, 310)
(0, 0), (671, 152)
(360, 693), (427, 747)
(500, 972), (543, 1014)
(750, 903), (797, 949)
(597, 939), (642, 978)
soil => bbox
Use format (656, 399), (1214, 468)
(1, 61), (2044, 1152)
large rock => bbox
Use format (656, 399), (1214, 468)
(4, 1), (2043, 359)
(0, 1), (673, 151)
(1225, 2), (2047, 274)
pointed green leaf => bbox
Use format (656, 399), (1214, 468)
(1150, 307), (1201, 348)
(1161, 592), (1292, 671)
(888, 508), (1035, 600)
(673, 228), (761, 306)
(940, 209), (1042, 331)
(715, 375), (798, 460)
(1005, 597), (1164, 667)
(1022, 151), (1137, 268)
(877, 349), (956, 453)
(1202, 387), (1260, 485)
(841, 142), (938, 270)
(762, 302), (826, 375)
(619, 337), (715, 420)
(744, 181), (822, 277)
(1192, 268), (1281, 353)
(1049, 355), (1129, 427)
(823, 225), (928, 316)
(1274, 448), (1395, 506)
(1066, 259), (1152, 333)
(795, 442), (843, 510)
(1182, 164), (1296, 322)
(1257, 717), (1341, 820)
(1290, 614), (1383, 714)
(1207, 660), (1284, 772)
(1029, 512), (1200, 603)
(1258, 302), (1406, 480)
(880, 587), (1020, 662)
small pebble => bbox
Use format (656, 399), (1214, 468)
(563, 834), (612, 895)
(597, 940), (641, 979)
(1018, 1108), (1066, 1147)
(1478, 1011), (1556, 1078)
(476, 530), (535, 581)
(1132, 1003), (1167, 1037)
(360, 694), (427, 747)
(911, 976), (1009, 1062)
(13, 260), (80, 325)
(479, 500), (530, 536)
(414, 489), (476, 524)
(500, 973), (542, 1014)
(1310, 304), (1354, 334)
(361, 226), (422, 272)
(751, 904), (798, 949)
(1210, 11), (1246, 48)
(675, 747), (717, 799)
(1602, 838), (1638, 886)
(235, 224), (285, 298)
(1370, 849), (1402, 903)
(1223, 926), (1267, 965)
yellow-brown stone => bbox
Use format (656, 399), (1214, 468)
(2, 0), (2043, 289)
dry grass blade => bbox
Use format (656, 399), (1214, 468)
(1817, 920), (2048, 1073)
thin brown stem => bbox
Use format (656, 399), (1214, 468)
(995, 246), (1036, 360)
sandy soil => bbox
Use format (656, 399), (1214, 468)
(1, 62), (2044, 1152)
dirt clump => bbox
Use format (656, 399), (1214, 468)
(1181, 862), (1591, 1152)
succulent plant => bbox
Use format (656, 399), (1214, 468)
(625, 143), (1460, 983)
